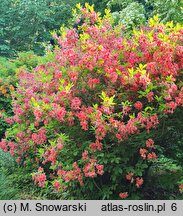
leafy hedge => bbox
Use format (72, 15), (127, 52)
(0, 52), (41, 139)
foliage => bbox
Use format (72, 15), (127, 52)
(0, 57), (16, 138)
(148, 0), (183, 23)
(0, 52), (42, 139)
(137, 108), (183, 199)
(106, 0), (183, 27)
(0, 149), (47, 200)
(0, 149), (19, 199)
(112, 2), (146, 29)
(0, 0), (85, 57)
(80, 0), (108, 14)
(1, 5), (183, 199)
(1, 0), (182, 57)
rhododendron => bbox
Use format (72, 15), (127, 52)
(82, 150), (89, 160)
(147, 92), (154, 102)
(53, 181), (61, 192)
(146, 138), (155, 148)
(134, 101), (143, 110)
(0, 139), (7, 152)
(119, 192), (128, 199)
(32, 172), (47, 187)
(71, 97), (81, 110)
(1, 4), (183, 199)
(140, 148), (148, 159)
(126, 172), (134, 181)
(147, 152), (157, 160)
(5, 118), (14, 124)
(96, 164), (104, 175)
(136, 177), (144, 188)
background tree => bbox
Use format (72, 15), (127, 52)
(149, 0), (183, 23)
(103, 0), (183, 28)
(0, 0), (84, 57)
(1, 0), (182, 58)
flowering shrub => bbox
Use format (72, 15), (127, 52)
(1, 4), (183, 199)
(0, 52), (42, 139)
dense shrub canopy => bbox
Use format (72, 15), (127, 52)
(1, 4), (183, 199)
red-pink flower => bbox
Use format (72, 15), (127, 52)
(134, 101), (143, 110)
(54, 70), (62, 79)
(37, 173), (46, 187)
(57, 107), (66, 121)
(139, 148), (148, 159)
(96, 164), (104, 175)
(57, 169), (66, 176)
(71, 97), (81, 110)
(119, 192), (128, 199)
(166, 101), (177, 112)
(147, 152), (157, 160)
(32, 173), (47, 187)
(57, 143), (64, 150)
(38, 167), (44, 172)
(0, 139), (7, 152)
(147, 92), (154, 102)
(31, 128), (47, 145)
(69, 71), (78, 82)
(136, 177), (144, 188)
(83, 163), (96, 178)
(126, 172), (134, 181)
(146, 138), (154, 148)
(34, 110), (43, 119)
(16, 156), (21, 163)
(53, 181), (61, 191)
(88, 77), (100, 88)
(89, 140), (103, 151)
(5, 118), (14, 124)
(82, 150), (88, 160)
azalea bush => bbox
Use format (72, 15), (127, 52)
(1, 4), (183, 199)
